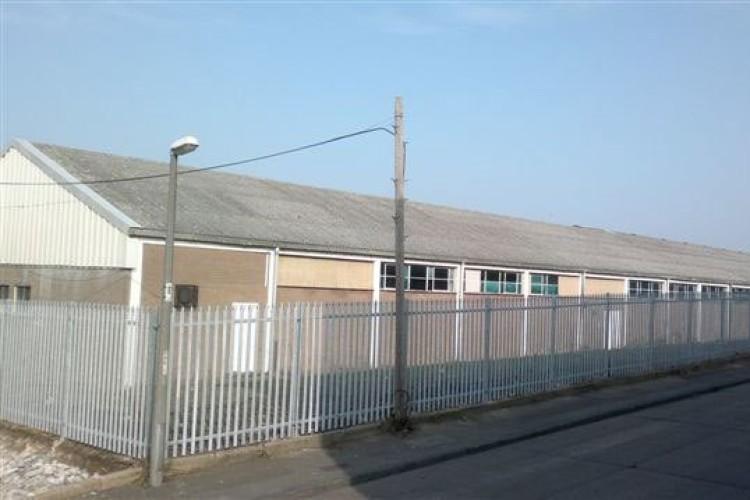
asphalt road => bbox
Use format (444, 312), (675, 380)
(96, 362), (750, 500)
(314, 382), (750, 499)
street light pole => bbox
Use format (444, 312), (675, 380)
(149, 136), (198, 487)
(393, 97), (409, 427)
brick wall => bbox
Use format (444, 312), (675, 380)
(140, 244), (268, 307)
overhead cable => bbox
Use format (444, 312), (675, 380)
(1, 126), (394, 187)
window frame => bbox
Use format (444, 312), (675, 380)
(628, 280), (662, 298)
(669, 282), (697, 297)
(14, 285), (31, 301)
(380, 263), (397, 290)
(530, 273), (559, 296)
(379, 263), (455, 293)
(480, 270), (522, 295)
(702, 285), (727, 297)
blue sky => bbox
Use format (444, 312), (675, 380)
(2, 2), (749, 251)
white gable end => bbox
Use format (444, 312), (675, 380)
(0, 147), (131, 267)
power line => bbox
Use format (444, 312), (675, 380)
(1, 126), (394, 187)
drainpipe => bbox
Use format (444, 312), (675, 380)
(264, 248), (280, 309)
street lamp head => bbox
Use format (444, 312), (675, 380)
(170, 135), (200, 157)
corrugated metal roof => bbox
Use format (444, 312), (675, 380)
(26, 141), (750, 286)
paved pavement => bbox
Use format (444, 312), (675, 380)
(320, 382), (750, 499)
(95, 358), (750, 499)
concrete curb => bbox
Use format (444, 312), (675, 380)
(35, 467), (144, 499)
(166, 421), (382, 477)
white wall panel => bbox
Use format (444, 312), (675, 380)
(465, 269), (481, 293)
(0, 148), (130, 267)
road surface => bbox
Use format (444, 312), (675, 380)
(316, 382), (750, 499)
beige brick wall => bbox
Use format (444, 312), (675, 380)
(277, 287), (373, 304)
(141, 244), (268, 307)
(277, 256), (373, 290)
(558, 276), (580, 296)
(585, 277), (626, 296)
(275, 256), (375, 304)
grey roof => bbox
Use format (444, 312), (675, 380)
(18, 140), (750, 286)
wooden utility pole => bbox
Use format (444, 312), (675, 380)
(393, 96), (408, 426)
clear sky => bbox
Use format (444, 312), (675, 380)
(2, 1), (749, 252)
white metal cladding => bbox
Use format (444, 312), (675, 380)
(2, 294), (750, 459)
(0, 301), (153, 458)
(0, 148), (131, 267)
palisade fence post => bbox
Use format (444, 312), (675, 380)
(0, 301), (6, 419)
(289, 304), (303, 438)
(720, 293), (727, 350)
(728, 295), (734, 355)
(604, 294), (612, 378)
(145, 311), (161, 471)
(575, 295), (583, 352)
(61, 305), (75, 438)
(648, 295), (656, 372)
(664, 293), (672, 353)
(483, 297), (491, 403)
(549, 296), (558, 389)
(686, 296), (694, 363)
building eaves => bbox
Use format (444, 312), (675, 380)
(10, 139), (139, 233)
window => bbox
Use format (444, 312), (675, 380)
(379, 263), (455, 292)
(732, 287), (750, 297)
(530, 274), (558, 296)
(380, 263), (397, 289)
(702, 285), (726, 297)
(669, 283), (696, 297)
(0, 285), (9, 300)
(429, 266), (453, 291)
(15, 285), (31, 301)
(410, 264), (428, 290)
(629, 280), (661, 297)
(480, 270), (522, 294)
(174, 285), (199, 309)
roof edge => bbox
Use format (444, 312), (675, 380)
(11, 139), (139, 233)
(129, 229), (750, 288)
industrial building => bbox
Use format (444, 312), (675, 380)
(2, 139), (750, 308)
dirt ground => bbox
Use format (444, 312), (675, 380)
(0, 421), (137, 497)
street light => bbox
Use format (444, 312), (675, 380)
(170, 135), (199, 157)
(149, 135), (199, 487)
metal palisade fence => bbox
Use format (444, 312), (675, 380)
(1, 294), (750, 459)
(0, 301), (153, 458)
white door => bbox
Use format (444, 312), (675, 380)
(231, 302), (259, 371)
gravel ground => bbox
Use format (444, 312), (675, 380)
(0, 431), (92, 499)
